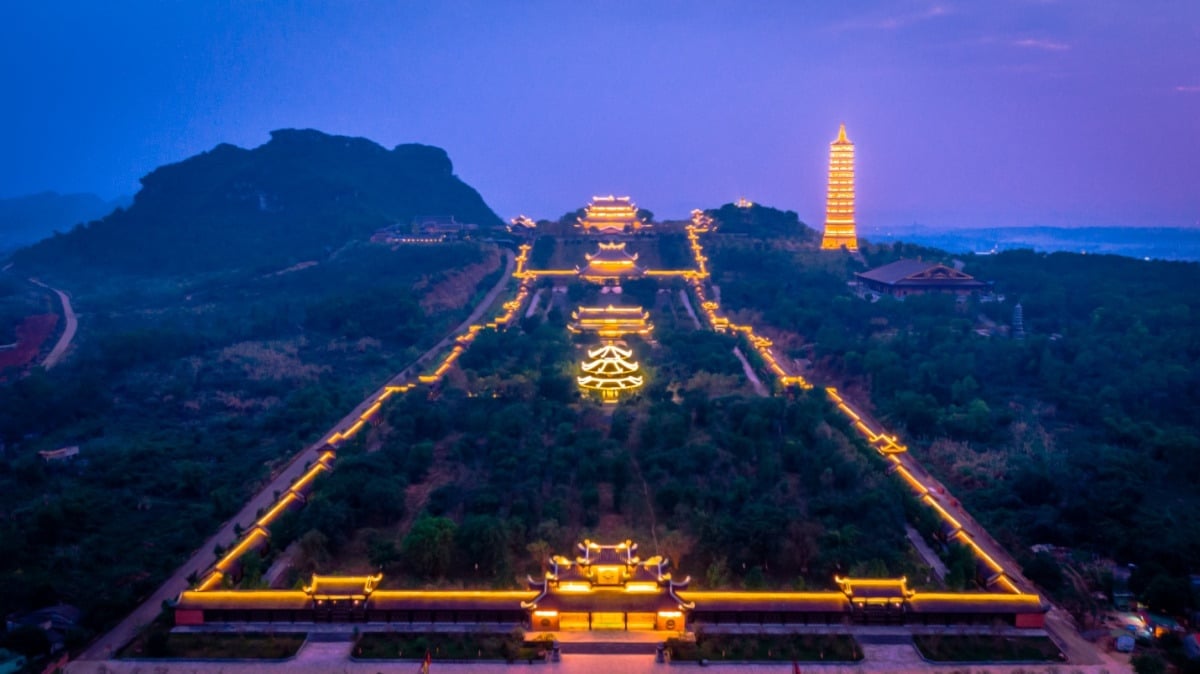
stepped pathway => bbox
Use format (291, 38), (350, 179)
(76, 251), (514, 662)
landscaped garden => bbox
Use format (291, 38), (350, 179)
(119, 632), (306, 659)
(913, 634), (1063, 662)
(354, 630), (550, 661)
(665, 633), (861, 662)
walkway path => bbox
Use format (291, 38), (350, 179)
(68, 653), (1131, 673)
(678, 288), (701, 329)
(904, 525), (946, 581)
(77, 251), (515, 662)
(733, 346), (769, 397)
(29, 278), (77, 369)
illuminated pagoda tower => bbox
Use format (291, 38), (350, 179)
(578, 343), (644, 403)
(577, 241), (644, 283)
(577, 195), (646, 233)
(820, 124), (859, 251)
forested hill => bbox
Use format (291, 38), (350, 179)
(11, 129), (502, 277)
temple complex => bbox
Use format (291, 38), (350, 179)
(173, 540), (1046, 631)
(577, 195), (646, 233)
(577, 241), (644, 283)
(820, 124), (859, 251)
(569, 305), (653, 339)
(577, 343), (644, 403)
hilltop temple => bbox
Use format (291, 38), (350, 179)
(577, 196), (646, 233)
(578, 343), (644, 403)
(821, 124), (859, 251)
(569, 305), (653, 339)
(577, 241), (644, 282)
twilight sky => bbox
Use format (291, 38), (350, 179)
(1, 1), (1198, 229)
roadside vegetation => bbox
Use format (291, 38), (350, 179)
(666, 633), (860, 662)
(0, 241), (499, 636)
(912, 634), (1062, 662)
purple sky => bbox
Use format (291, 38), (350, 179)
(2, 1), (1198, 229)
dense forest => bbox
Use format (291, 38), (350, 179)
(0, 241), (501, 635)
(254, 316), (926, 594)
(708, 218), (1200, 617)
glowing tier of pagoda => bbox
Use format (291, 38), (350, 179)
(569, 305), (653, 339)
(820, 124), (859, 251)
(577, 241), (644, 282)
(577, 343), (644, 403)
(577, 195), (646, 233)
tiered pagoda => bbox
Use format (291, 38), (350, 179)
(577, 196), (646, 233)
(524, 540), (691, 631)
(577, 241), (644, 283)
(821, 124), (859, 251)
(568, 305), (653, 339)
(577, 343), (644, 403)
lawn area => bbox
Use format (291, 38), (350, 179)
(354, 631), (548, 661)
(666, 633), (861, 662)
(118, 632), (306, 659)
(913, 634), (1064, 662)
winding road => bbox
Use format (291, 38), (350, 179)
(29, 278), (77, 369)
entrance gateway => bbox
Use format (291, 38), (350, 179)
(523, 540), (689, 632)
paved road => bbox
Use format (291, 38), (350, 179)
(891, 449), (1116, 667)
(77, 250), (514, 661)
(29, 278), (77, 369)
(69, 652), (1132, 674)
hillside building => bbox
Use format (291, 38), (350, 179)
(568, 305), (653, 339)
(577, 196), (646, 233)
(577, 241), (644, 283)
(856, 259), (989, 298)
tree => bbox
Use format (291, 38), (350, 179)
(295, 529), (330, 574)
(402, 516), (457, 578)
(659, 529), (695, 575)
(526, 540), (551, 574)
(1, 625), (51, 657)
(455, 515), (510, 577)
(1132, 652), (1167, 674)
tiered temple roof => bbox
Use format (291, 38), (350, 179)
(568, 305), (653, 339)
(577, 196), (646, 233)
(577, 344), (644, 402)
(524, 540), (691, 615)
(856, 259), (989, 296)
(577, 241), (643, 282)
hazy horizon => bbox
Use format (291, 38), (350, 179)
(2, 1), (1198, 228)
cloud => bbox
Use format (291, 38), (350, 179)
(1176, 85), (1200, 93)
(833, 3), (953, 32)
(1012, 38), (1070, 51)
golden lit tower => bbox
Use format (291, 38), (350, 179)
(821, 124), (859, 251)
